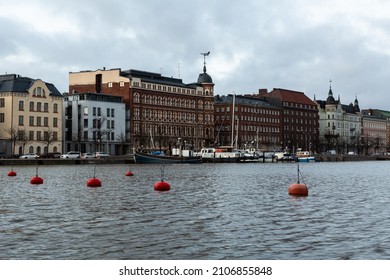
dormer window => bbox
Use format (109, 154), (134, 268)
(33, 87), (46, 97)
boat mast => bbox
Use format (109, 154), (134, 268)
(231, 93), (236, 147)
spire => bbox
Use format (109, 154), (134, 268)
(201, 51), (210, 73)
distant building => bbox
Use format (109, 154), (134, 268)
(0, 74), (63, 156)
(62, 92), (126, 155)
(69, 62), (215, 152)
(258, 88), (319, 153)
(314, 84), (361, 154)
(214, 94), (282, 151)
(361, 109), (390, 155)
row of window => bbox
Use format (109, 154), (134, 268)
(133, 122), (212, 138)
(283, 101), (316, 110)
(216, 115), (280, 123)
(16, 130), (58, 141)
(217, 106), (280, 115)
(133, 108), (213, 124)
(133, 93), (213, 110)
(90, 107), (115, 117)
(17, 116), (59, 127)
(133, 82), (197, 96)
(0, 99), (59, 113)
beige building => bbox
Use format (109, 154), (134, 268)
(0, 74), (63, 157)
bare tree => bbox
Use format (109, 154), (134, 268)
(40, 128), (58, 155)
(4, 127), (18, 156)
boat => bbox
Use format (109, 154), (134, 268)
(196, 147), (245, 163)
(296, 150), (316, 162)
(134, 151), (202, 164)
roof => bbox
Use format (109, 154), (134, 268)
(0, 74), (62, 96)
(121, 69), (191, 88)
(261, 88), (317, 106)
(214, 94), (279, 109)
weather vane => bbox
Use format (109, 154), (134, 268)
(201, 51), (210, 64)
(200, 51), (210, 72)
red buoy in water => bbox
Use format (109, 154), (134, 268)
(288, 164), (308, 196)
(30, 176), (44, 185)
(7, 170), (17, 176)
(154, 181), (170, 191)
(125, 170), (134, 176)
(288, 183), (308, 196)
(87, 177), (102, 188)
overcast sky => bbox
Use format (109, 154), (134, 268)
(1, 0), (390, 109)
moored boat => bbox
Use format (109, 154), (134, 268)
(296, 151), (316, 162)
(196, 147), (245, 163)
(134, 151), (202, 164)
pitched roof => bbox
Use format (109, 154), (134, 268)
(262, 88), (317, 106)
(0, 74), (62, 96)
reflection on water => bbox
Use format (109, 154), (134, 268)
(1, 161), (390, 259)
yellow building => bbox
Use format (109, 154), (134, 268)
(0, 74), (63, 157)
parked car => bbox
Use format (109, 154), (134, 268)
(60, 151), (80, 159)
(41, 152), (61, 158)
(82, 153), (95, 159)
(19, 153), (40, 159)
(95, 152), (110, 158)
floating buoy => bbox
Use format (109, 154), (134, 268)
(125, 170), (134, 176)
(288, 183), (308, 196)
(288, 164), (308, 196)
(87, 164), (102, 187)
(7, 170), (17, 176)
(30, 163), (43, 184)
(30, 176), (44, 185)
(87, 177), (102, 187)
(154, 166), (170, 191)
(154, 180), (171, 191)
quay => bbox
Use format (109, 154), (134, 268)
(0, 156), (135, 166)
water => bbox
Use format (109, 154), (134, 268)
(1, 161), (390, 260)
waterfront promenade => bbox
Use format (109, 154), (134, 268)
(1, 154), (389, 165)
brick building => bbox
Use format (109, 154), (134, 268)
(69, 63), (215, 152)
(214, 94), (282, 151)
(258, 88), (319, 153)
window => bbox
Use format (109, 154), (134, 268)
(53, 132), (58, 141)
(0, 98), (4, 107)
(44, 103), (49, 112)
(36, 131), (41, 140)
(111, 108), (115, 117)
(53, 117), (58, 127)
(44, 117), (48, 126)
(29, 131), (34, 140)
(107, 108), (110, 117)
(37, 117), (41, 126)
(97, 107), (101, 116)
(108, 82), (113, 88)
(33, 87), (46, 97)
(37, 102), (41, 112)
(111, 120), (115, 129)
(0, 113), (4, 122)
(29, 116), (34, 126)
(53, 103), (58, 113)
(19, 101), (24, 111)
(19, 116), (24, 126)
(30, 102), (34, 111)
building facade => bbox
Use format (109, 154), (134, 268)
(62, 92), (126, 155)
(0, 74), (63, 156)
(69, 64), (215, 153)
(314, 85), (361, 154)
(214, 94), (282, 151)
(258, 88), (319, 153)
(361, 109), (390, 155)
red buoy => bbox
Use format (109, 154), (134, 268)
(87, 177), (102, 188)
(154, 181), (170, 191)
(30, 176), (44, 185)
(125, 171), (134, 176)
(7, 170), (17, 176)
(288, 183), (308, 196)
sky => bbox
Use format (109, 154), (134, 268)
(1, 0), (390, 109)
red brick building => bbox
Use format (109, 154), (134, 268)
(69, 66), (215, 152)
(258, 88), (319, 153)
(214, 94), (283, 151)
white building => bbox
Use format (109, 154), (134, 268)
(315, 85), (361, 154)
(62, 92), (127, 155)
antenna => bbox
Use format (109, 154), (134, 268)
(200, 51), (210, 73)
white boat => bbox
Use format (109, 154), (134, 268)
(196, 147), (245, 163)
(296, 151), (316, 162)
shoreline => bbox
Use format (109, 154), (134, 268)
(1, 154), (390, 165)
